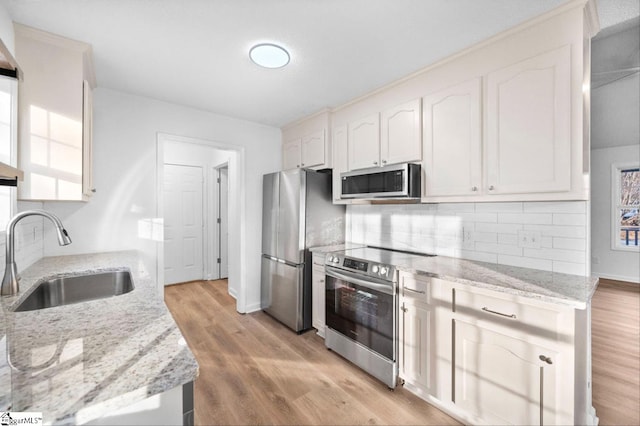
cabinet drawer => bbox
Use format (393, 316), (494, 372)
(454, 288), (559, 336)
(401, 275), (431, 304)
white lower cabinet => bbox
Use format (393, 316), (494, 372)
(398, 272), (592, 426)
(399, 300), (433, 392)
(453, 319), (559, 425)
(311, 254), (326, 337)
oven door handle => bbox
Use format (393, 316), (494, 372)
(325, 266), (395, 295)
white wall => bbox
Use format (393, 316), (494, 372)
(589, 19), (640, 283)
(591, 73), (640, 149)
(0, 4), (14, 55)
(42, 88), (281, 312)
(590, 19), (639, 149)
(591, 145), (640, 283)
(348, 201), (589, 276)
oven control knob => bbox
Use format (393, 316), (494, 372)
(379, 267), (389, 275)
(333, 257), (340, 264)
(371, 265), (379, 273)
(327, 256), (333, 262)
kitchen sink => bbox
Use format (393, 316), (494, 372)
(14, 270), (134, 312)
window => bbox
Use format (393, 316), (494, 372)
(612, 163), (640, 251)
(0, 75), (17, 231)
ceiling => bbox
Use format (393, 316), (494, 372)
(2, 0), (638, 128)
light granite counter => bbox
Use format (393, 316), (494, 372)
(395, 255), (598, 309)
(0, 251), (199, 425)
(324, 245), (598, 309)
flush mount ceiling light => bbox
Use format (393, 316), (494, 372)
(249, 43), (290, 69)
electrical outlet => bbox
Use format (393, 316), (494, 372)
(463, 227), (473, 242)
(517, 230), (542, 249)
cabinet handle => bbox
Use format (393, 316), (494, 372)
(539, 355), (553, 365)
(471, 186), (478, 192)
(481, 306), (516, 319)
(301, 163), (305, 167)
(91, 188), (96, 193)
(404, 287), (425, 295)
(373, 161), (378, 165)
(319, 279), (324, 283)
(296, 165), (300, 168)
(489, 185), (495, 191)
(382, 160), (387, 164)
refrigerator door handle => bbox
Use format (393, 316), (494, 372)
(262, 254), (301, 267)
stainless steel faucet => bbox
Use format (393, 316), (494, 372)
(1, 210), (72, 296)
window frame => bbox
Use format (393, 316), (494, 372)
(611, 161), (640, 252)
(0, 75), (18, 239)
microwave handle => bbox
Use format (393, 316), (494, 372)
(325, 267), (394, 295)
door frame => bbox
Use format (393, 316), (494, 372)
(156, 132), (247, 313)
(215, 162), (229, 281)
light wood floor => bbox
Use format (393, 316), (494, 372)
(166, 278), (640, 425)
(591, 278), (640, 426)
(165, 280), (459, 425)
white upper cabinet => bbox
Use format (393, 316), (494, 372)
(293, 2), (593, 202)
(282, 138), (302, 170)
(486, 45), (571, 195)
(347, 100), (421, 172)
(332, 124), (348, 203)
(348, 113), (380, 170)
(380, 99), (422, 166)
(16, 24), (96, 201)
(301, 130), (326, 168)
(281, 111), (331, 171)
(283, 132), (326, 170)
(423, 79), (482, 197)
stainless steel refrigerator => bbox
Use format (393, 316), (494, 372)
(261, 169), (345, 332)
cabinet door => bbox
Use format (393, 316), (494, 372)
(381, 99), (421, 166)
(486, 45), (571, 195)
(399, 301), (433, 392)
(312, 265), (326, 337)
(82, 80), (94, 198)
(282, 139), (301, 170)
(332, 125), (348, 202)
(301, 130), (325, 168)
(453, 320), (558, 425)
(423, 78), (482, 197)
(348, 113), (380, 171)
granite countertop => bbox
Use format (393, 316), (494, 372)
(0, 251), (199, 425)
(395, 255), (598, 309)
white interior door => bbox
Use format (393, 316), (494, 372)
(163, 164), (204, 285)
(219, 166), (229, 279)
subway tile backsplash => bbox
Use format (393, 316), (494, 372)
(347, 201), (589, 276)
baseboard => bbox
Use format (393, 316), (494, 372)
(228, 286), (237, 299)
(244, 301), (262, 313)
(594, 272), (640, 284)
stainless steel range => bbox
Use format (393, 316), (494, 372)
(324, 247), (434, 389)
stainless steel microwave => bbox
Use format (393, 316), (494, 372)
(340, 163), (421, 199)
